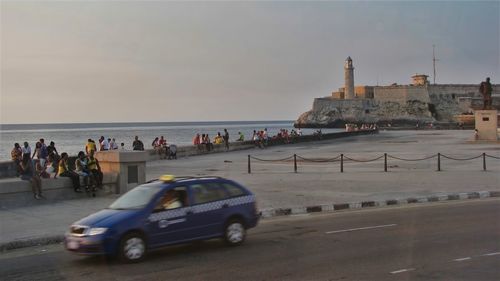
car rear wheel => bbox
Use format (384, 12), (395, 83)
(119, 233), (147, 263)
(224, 219), (246, 246)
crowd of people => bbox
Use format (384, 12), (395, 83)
(191, 128), (304, 150)
(11, 138), (106, 199)
(10, 134), (182, 199)
(150, 136), (177, 159)
(192, 128), (230, 151)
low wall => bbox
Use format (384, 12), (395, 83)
(144, 141), (256, 161)
(144, 130), (378, 161)
(0, 173), (117, 208)
(0, 161), (17, 178)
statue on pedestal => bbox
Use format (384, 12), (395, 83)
(479, 77), (493, 110)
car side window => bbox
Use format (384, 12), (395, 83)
(222, 183), (245, 197)
(190, 183), (230, 205)
(153, 186), (188, 212)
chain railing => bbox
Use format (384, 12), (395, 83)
(246, 152), (499, 174)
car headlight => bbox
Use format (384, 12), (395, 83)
(87, 227), (108, 236)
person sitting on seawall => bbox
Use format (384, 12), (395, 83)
(47, 141), (60, 178)
(203, 134), (213, 151)
(22, 141), (32, 159)
(99, 136), (110, 151)
(152, 137), (166, 159)
(58, 152), (82, 193)
(85, 139), (96, 155)
(75, 151), (94, 193)
(193, 133), (201, 146)
(20, 154), (43, 200)
(36, 159), (51, 179)
(11, 143), (23, 176)
(87, 150), (103, 189)
(110, 138), (119, 150)
(167, 144), (177, 160)
(237, 132), (244, 142)
(32, 141), (42, 163)
(214, 132), (224, 145)
(132, 136), (144, 151)
(160, 136), (169, 159)
(160, 190), (183, 210)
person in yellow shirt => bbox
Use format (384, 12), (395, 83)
(214, 132), (223, 145)
(85, 139), (97, 155)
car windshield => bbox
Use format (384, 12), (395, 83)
(108, 182), (164, 210)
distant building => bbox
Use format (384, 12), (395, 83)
(295, 57), (500, 127)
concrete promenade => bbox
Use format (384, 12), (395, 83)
(1, 130), (499, 249)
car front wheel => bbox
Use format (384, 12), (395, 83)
(119, 233), (147, 263)
(224, 219), (246, 246)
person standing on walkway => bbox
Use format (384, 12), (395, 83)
(20, 154), (42, 200)
(223, 129), (230, 150)
(87, 150), (103, 189)
(58, 152), (82, 192)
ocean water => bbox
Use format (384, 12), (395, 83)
(0, 121), (342, 161)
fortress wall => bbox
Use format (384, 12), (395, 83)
(373, 86), (429, 104)
(355, 86), (374, 99)
(428, 84), (500, 98)
(428, 85), (479, 99)
(312, 98), (373, 112)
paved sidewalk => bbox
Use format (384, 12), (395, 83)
(1, 130), (499, 250)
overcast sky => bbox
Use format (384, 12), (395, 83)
(1, 1), (499, 124)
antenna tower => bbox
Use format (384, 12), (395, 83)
(432, 44), (439, 84)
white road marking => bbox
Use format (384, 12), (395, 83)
(390, 268), (415, 274)
(325, 224), (397, 234)
(481, 252), (500, 257)
(453, 257), (472, 262)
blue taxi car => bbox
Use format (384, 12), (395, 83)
(65, 176), (259, 262)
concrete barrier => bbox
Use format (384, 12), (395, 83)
(0, 161), (17, 179)
(0, 173), (117, 208)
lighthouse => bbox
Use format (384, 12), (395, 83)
(344, 56), (355, 99)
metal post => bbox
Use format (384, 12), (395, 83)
(384, 153), (387, 172)
(437, 153), (441, 171)
(294, 154), (297, 173)
(341, 154), (344, 173)
(483, 153), (486, 171)
(248, 155), (251, 174)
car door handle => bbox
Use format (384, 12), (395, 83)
(222, 204), (229, 208)
(186, 210), (193, 215)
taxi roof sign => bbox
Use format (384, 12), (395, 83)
(159, 175), (175, 182)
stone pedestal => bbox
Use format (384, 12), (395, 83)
(96, 151), (147, 194)
(474, 110), (499, 141)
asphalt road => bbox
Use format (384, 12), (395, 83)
(1, 199), (499, 281)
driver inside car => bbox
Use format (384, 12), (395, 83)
(160, 190), (183, 210)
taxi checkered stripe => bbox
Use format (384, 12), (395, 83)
(148, 195), (255, 222)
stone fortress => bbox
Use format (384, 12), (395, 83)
(295, 57), (500, 128)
